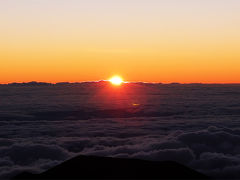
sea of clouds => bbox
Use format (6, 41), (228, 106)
(0, 83), (240, 179)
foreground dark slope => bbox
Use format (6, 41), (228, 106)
(14, 155), (210, 179)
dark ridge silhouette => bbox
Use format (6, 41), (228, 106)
(14, 155), (211, 179)
(7, 81), (53, 86)
(2, 81), (240, 86)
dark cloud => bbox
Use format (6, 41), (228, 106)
(0, 139), (14, 146)
(131, 148), (195, 164)
(0, 157), (13, 167)
(1, 84), (240, 178)
(0, 144), (71, 166)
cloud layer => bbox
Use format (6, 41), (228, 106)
(1, 84), (240, 179)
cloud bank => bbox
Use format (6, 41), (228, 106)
(0, 84), (240, 179)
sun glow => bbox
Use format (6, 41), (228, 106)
(109, 76), (124, 86)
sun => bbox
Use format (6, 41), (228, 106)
(109, 76), (124, 86)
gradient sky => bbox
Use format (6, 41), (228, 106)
(1, 0), (240, 83)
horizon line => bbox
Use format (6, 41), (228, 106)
(1, 81), (240, 85)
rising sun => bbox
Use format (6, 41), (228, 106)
(109, 76), (124, 86)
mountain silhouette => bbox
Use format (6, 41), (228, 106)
(14, 155), (210, 179)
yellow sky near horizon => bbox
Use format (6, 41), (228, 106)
(1, 0), (240, 83)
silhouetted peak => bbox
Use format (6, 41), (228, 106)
(14, 155), (210, 179)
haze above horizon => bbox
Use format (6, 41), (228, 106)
(1, 0), (240, 83)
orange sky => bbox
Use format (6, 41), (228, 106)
(1, 0), (240, 83)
